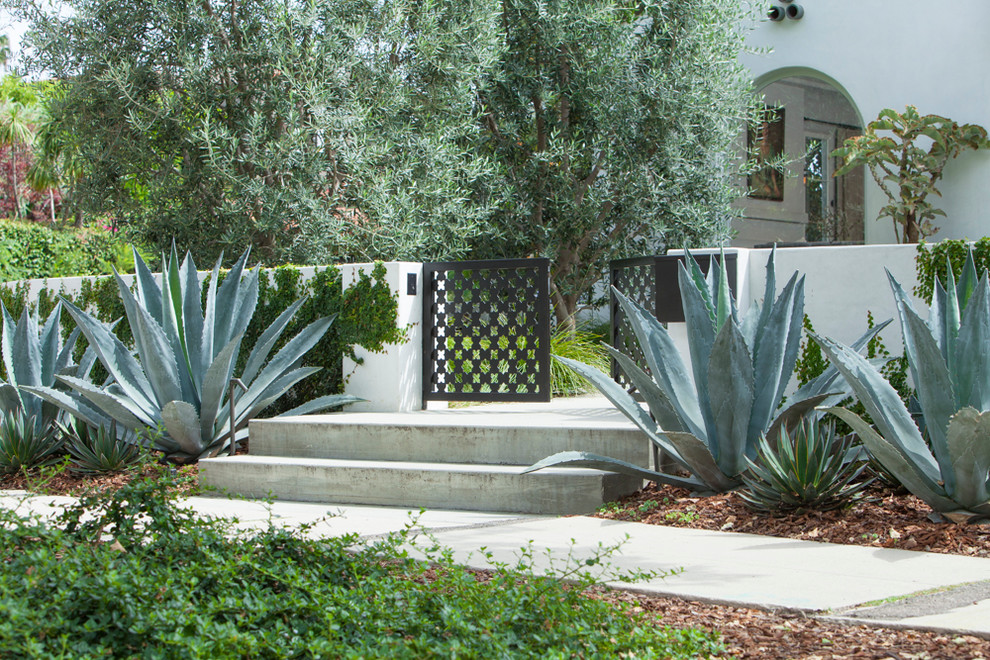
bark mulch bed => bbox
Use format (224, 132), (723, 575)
(590, 482), (990, 658)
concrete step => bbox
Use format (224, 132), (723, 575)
(249, 409), (649, 467)
(198, 455), (643, 515)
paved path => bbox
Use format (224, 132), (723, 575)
(4, 490), (990, 640)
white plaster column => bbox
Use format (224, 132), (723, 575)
(340, 262), (423, 412)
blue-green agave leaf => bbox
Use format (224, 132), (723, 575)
(59, 298), (158, 418)
(0, 383), (21, 412)
(706, 319), (754, 476)
(661, 431), (740, 491)
(957, 250), (980, 310)
(19, 385), (112, 430)
(235, 316), (333, 417)
(114, 270), (184, 409)
(793, 318), (891, 405)
(275, 394), (363, 417)
(554, 354), (660, 440)
(200, 255), (222, 371)
(894, 296), (956, 489)
(611, 288), (706, 437)
(241, 297), (311, 385)
(604, 347), (685, 435)
(748, 273), (804, 443)
(54, 326), (82, 378)
(214, 247), (252, 348)
(199, 334), (244, 446)
(12, 306), (40, 390)
(682, 248), (715, 321)
(132, 246), (163, 326)
(162, 400), (204, 457)
(825, 406), (958, 513)
(180, 251), (206, 389)
(945, 407), (990, 510)
(54, 375), (155, 429)
(39, 302), (62, 386)
(675, 265), (717, 436)
(234, 367), (324, 426)
(0, 302), (16, 388)
(952, 276), (990, 412)
(522, 450), (707, 491)
(930, 277), (948, 360)
(814, 335), (941, 484)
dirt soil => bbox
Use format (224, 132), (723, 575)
(4, 471), (990, 658)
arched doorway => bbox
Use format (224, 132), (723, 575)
(733, 73), (865, 247)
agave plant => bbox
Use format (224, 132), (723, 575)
(24, 245), (360, 463)
(0, 408), (62, 473)
(815, 250), (990, 522)
(739, 420), (870, 514)
(526, 249), (887, 492)
(0, 300), (97, 434)
(59, 418), (142, 475)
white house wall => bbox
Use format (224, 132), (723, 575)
(741, 0), (990, 243)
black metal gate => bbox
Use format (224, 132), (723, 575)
(422, 258), (552, 403)
(610, 252), (738, 387)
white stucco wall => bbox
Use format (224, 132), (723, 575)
(743, 0), (990, 243)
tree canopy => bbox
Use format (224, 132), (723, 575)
(6, 0), (757, 321)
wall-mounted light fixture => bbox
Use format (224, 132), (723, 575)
(768, 0), (804, 21)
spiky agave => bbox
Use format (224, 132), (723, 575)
(526, 248), (887, 492)
(25, 245), (360, 463)
(739, 420), (870, 514)
(816, 250), (990, 522)
(0, 300), (98, 436)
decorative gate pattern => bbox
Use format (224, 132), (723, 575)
(422, 258), (552, 402)
(610, 253), (738, 389)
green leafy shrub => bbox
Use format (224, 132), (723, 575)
(0, 220), (140, 282)
(0, 466), (724, 657)
(25, 246), (361, 462)
(915, 237), (990, 304)
(740, 420), (870, 514)
(817, 250), (990, 522)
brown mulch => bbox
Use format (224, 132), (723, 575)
(589, 482), (990, 657)
(596, 482), (990, 557)
(0, 462), (200, 497)
(601, 588), (990, 659)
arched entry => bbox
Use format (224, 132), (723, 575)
(734, 70), (865, 247)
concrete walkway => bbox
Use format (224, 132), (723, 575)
(4, 489), (990, 640)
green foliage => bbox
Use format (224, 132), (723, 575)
(740, 420), (870, 514)
(0, 220), (141, 282)
(472, 0), (758, 323)
(915, 237), (990, 304)
(834, 106), (990, 243)
(816, 249), (990, 522)
(11, 0), (500, 267)
(24, 246), (361, 462)
(528, 249), (872, 492)
(0, 467), (724, 657)
(0, 408), (61, 473)
(549, 323), (610, 396)
(59, 418), (142, 475)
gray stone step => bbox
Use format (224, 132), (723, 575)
(198, 455), (642, 515)
(249, 409), (649, 467)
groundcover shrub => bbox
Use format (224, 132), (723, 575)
(0, 467), (722, 658)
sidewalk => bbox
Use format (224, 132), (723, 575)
(4, 490), (990, 640)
